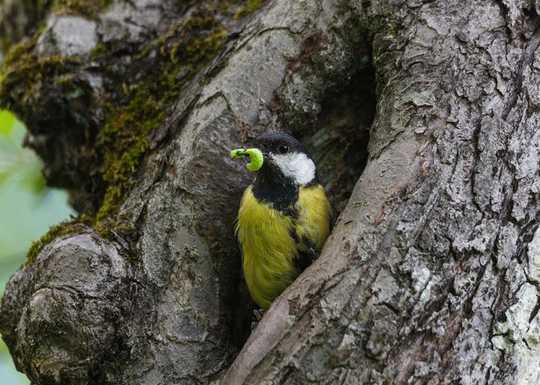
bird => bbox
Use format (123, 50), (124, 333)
(230, 132), (331, 309)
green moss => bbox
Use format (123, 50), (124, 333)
(92, 11), (228, 238)
(52, 0), (112, 18)
(0, 37), (81, 120)
(93, 86), (162, 235)
(26, 220), (88, 265)
(234, 0), (265, 19)
(1, 38), (35, 68)
(89, 42), (108, 59)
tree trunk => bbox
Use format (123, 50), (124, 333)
(1, 0), (539, 384)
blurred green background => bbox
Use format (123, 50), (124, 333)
(0, 110), (75, 384)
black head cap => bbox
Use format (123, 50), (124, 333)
(254, 132), (308, 156)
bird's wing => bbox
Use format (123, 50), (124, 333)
(294, 245), (318, 272)
(290, 228), (318, 272)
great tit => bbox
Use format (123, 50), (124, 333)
(231, 132), (331, 309)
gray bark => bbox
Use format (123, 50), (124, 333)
(1, 0), (539, 385)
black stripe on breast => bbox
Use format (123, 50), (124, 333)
(252, 163), (298, 216)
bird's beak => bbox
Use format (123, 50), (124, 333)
(230, 148), (264, 172)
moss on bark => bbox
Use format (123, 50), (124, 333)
(52, 0), (112, 18)
(0, 40), (82, 122)
(234, 0), (264, 19)
(93, 11), (228, 237)
(26, 220), (89, 264)
(0, 0), (264, 262)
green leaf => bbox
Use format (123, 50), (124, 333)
(0, 145), (19, 185)
(0, 110), (15, 137)
(0, 119), (45, 191)
(0, 171), (10, 185)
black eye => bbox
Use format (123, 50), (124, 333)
(278, 144), (288, 154)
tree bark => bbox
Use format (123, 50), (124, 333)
(1, 0), (539, 385)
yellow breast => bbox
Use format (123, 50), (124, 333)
(295, 184), (331, 251)
(236, 185), (330, 309)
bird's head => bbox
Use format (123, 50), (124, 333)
(231, 132), (316, 186)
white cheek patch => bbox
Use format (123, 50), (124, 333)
(271, 152), (316, 185)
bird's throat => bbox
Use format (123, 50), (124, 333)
(252, 165), (298, 215)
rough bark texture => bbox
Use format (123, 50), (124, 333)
(1, 0), (539, 385)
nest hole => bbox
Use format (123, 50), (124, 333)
(299, 65), (376, 215)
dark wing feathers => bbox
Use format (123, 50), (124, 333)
(290, 227), (318, 272)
